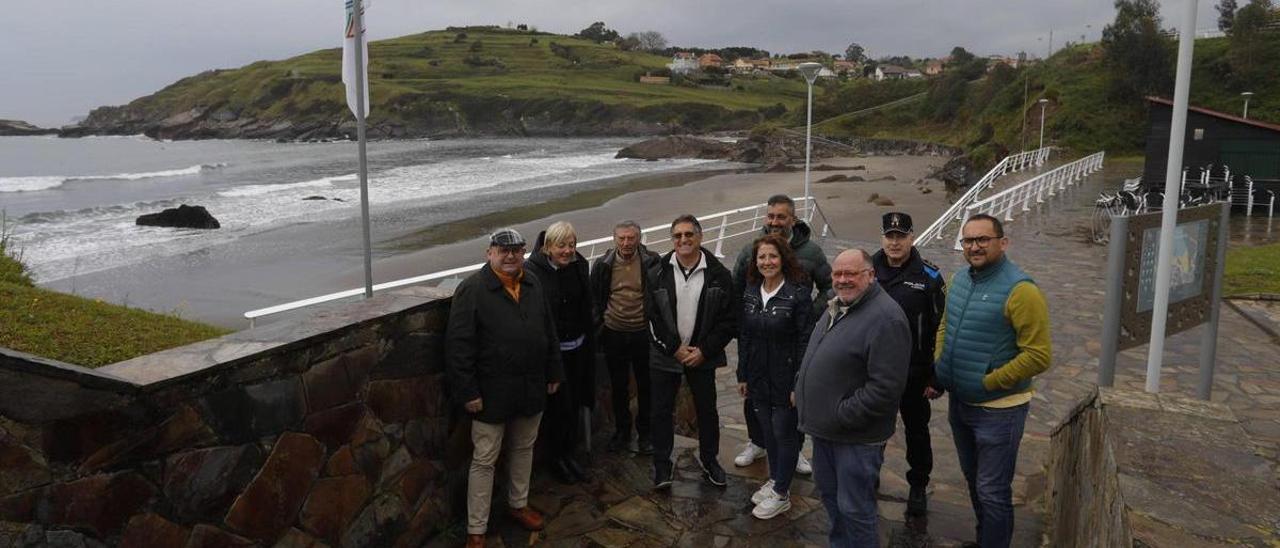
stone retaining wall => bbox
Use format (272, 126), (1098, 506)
(1046, 387), (1279, 546)
(0, 287), (472, 547)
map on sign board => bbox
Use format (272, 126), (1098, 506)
(1137, 219), (1208, 313)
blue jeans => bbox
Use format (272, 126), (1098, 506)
(754, 404), (799, 495)
(948, 398), (1029, 548)
(811, 437), (884, 548)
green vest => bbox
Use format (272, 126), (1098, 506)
(936, 257), (1034, 403)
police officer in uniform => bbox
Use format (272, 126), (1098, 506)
(870, 211), (946, 517)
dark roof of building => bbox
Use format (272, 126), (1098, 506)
(1146, 96), (1280, 134)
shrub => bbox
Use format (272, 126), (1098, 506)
(0, 213), (32, 287)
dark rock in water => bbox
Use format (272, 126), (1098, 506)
(878, 175), (897, 181)
(0, 119), (56, 136)
(302, 196), (327, 201)
(615, 136), (735, 160)
(847, 175), (865, 182)
(136, 205), (220, 229)
(817, 174), (848, 183)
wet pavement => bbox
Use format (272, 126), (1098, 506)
(457, 160), (1280, 547)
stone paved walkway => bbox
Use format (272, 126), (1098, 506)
(458, 161), (1280, 547)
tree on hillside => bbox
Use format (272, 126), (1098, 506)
(1101, 0), (1174, 99)
(925, 71), (969, 121)
(617, 35), (641, 51)
(1217, 0), (1240, 31)
(1228, 0), (1278, 83)
(845, 43), (867, 64)
(949, 46), (976, 65)
(630, 31), (668, 52)
(577, 22), (620, 43)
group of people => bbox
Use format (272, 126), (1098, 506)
(445, 194), (1051, 548)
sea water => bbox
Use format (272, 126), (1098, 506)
(0, 135), (717, 285)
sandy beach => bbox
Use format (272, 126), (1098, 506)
(333, 154), (953, 310)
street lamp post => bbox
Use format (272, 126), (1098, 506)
(1038, 98), (1049, 149)
(1242, 91), (1254, 119)
(798, 62), (824, 222)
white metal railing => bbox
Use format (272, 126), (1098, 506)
(916, 146), (1053, 247)
(954, 151), (1105, 249)
(243, 197), (835, 327)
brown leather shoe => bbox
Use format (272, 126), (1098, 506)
(508, 506), (545, 531)
(465, 533), (485, 548)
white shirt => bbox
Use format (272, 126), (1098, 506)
(760, 281), (782, 308)
(670, 250), (707, 346)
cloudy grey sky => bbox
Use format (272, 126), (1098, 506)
(4, 0), (1217, 127)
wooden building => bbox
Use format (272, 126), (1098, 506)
(1143, 96), (1280, 194)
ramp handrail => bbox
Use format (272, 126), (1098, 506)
(916, 146), (1053, 247)
(955, 151), (1106, 249)
(244, 197), (832, 327)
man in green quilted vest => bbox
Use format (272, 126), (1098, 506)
(933, 214), (1050, 548)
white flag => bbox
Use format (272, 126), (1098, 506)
(342, 0), (370, 117)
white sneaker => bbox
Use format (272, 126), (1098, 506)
(751, 491), (792, 520)
(795, 453), (812, 475)
(750, 479), (776, 505)
(734, 443), (766, 467)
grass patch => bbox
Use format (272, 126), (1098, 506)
(1224, 242), (1280, 296)
(0, 282), (231, 368)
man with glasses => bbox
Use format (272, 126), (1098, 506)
(446, 228), (564, 548)
(934, 214), (1050, 548)
(795, 249), (910, 548)
(646, 214), (737, 490)
(731, 194), (831, 475)
(871, 212), (945, 517)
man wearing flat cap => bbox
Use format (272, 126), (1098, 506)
(447, 228), (565, 548)
(870, 212), (946, 517)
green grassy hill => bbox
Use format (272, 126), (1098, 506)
(812, 37), (1279, 164)
(68, 26), (807, 140)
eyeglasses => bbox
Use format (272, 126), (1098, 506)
(671, 231), (699, 240)
(959, 236), (999, 248)
(494, 246), (526, 256)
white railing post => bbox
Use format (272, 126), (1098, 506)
(713, 215), (729, 257)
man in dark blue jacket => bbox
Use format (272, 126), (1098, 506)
(871, 211), (946, 517)
(446, 229), (565, 548)
(646, 214), (738, 490)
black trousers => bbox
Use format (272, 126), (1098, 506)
(651, 365), (719, 470)
(899, 372), (933, 488)
(603, 328), (651, 440)
(542, 346), (591, 459)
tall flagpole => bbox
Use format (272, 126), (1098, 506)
(352, 0), (373, 299)
(1145, 0), (1199, 392)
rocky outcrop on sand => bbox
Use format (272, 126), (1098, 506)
(614, 136), (735, 160)
(136, 205), (221, 229)
(930, 155), (978, 188)
(0, 119), (56, 136)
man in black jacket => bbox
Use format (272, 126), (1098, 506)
(871, 212), (946, 517)
(647, 214), (738, 490)
(589, 220), (661, 454)
(446, 228), (565, 548)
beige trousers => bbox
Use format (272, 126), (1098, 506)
(467, 412), (543, 534)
